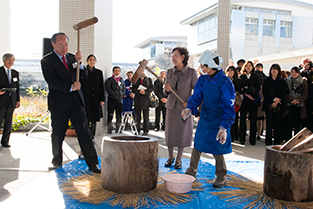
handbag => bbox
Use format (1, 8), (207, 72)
(235, 91), (242, 106)
(149, 91), (159, 108)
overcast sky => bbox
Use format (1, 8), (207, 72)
(10, 0), (313, 63)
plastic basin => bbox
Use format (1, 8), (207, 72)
(162, 173), (196, 194)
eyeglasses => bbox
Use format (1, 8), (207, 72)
(57, 43), (68, 48)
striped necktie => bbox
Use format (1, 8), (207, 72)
(62, 56), (70, 73)
(7, 68), (11, 85)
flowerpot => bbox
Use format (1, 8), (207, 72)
(66, 129), (77, 137)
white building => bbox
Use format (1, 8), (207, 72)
(135, 36), (187, 66)
(180, 0), (313, 72)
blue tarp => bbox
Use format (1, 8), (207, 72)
(54, 158), (264, 209)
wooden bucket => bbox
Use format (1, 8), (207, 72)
(101, 136), (159, 194)
(263, 145), (313, 202)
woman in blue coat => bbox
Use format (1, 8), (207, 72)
(182, 50), (236, 188)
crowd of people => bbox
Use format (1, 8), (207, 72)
(1, 32), (313, 188)
(227, 57), (313, 146)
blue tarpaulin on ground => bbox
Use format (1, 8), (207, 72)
(54, 158), (264, 209)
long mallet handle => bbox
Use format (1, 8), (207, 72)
(73, 17), (99, 82)
(76, 29), (81, 82)
(145, 66), (185, 104)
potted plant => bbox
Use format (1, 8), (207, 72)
(66, 119), (77, 136)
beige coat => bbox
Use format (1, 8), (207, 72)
(164, 66), (198, 147)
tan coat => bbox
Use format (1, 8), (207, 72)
(164, 66), (198, 147)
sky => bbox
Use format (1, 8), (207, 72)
(9, 0), (313, 63)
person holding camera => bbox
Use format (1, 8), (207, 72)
(238, 61), (261, 145)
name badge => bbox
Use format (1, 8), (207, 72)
(13, 77), (18, 82)
(72, 62), (77, 68)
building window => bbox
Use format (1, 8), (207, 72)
(245, 18), (258, 35)
(280, 21), (292, 38)
(197, 13), (217, 43)
(263, 19), (275, 36)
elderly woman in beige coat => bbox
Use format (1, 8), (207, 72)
(163, 47), (198, 169)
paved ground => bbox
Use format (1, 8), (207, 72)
(0, 128), (268, 207)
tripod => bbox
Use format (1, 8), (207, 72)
(118, 111), (138, 135)
(26, 110), (51, 136)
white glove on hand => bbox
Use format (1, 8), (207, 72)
(216, 126), (227, 145)
(181, 108), (191, 120)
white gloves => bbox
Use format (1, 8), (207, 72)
(216, 126), (227, 145)
(181, 108), (191, 120)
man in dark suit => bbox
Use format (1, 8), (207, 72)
(154, 70), (167, 131)
(41, 33), (100, 173)
(0, 53), (20, 147)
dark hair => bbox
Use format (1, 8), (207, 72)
(226, 66), (238, 83)
(269, 63), (281, 77)
(87, 54), (96, 61)
(291, 66), (300, 74)
(240, 61), (255, 75)
(281, 70), (288, 79)
(51, 32), (69, 44)
(112, 66), (121, 72)
(237, 59), (246, 65)
(255, 63), (263, 69)
(126, 70), (133, 75)
(172, 47), (189, 66)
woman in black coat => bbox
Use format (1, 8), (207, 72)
(239, 61), (261, 145)
(262, 64), (286, 145)
(81, 54), (105, 140)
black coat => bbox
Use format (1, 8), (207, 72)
(239, 73), (261, 110)
(105, 76), (125, 103)
(154, 79), (167, 107)
(0, 66), (20, 108)
(262, 76), (287, 112)
(41, 51), (88, 111)
(81, 65), (105, 122)
(132, 77), (153, 110)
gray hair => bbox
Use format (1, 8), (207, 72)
(2, 53), (14, 62)
(51, 32), (69, 44)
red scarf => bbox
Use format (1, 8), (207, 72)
(113, 74), (121, 83)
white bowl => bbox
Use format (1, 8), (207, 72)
(162, 173), (196, 193)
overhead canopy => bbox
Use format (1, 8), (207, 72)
(251, 47), (313, 64)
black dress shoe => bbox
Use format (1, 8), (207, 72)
(155, 128), (159, 131)
(239, 141), (245, 145)
(89, 165), (101, 173)
(256, 136), (261, 140)
(1, 144), (11, 148)
(142, 132), (148, 136)
(165, 158), (175, 167)
(49, 164), (62, 171)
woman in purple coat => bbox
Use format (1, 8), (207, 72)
(163, 47), (198, 169)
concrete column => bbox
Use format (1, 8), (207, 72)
(0, 0), (11, 56)
(217, 0), (230, 70)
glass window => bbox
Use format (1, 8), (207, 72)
(197, 13), (217, 43)
(280, 21), (292, 38)
(245, 18), (258, 35)
(263, 19), (275, 36)
(244, 7), (258, 12)
(260, 8), (276, 14)
(277, 10), (291, 15)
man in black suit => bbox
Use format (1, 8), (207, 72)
(154, 70), (167, 131)
(0, 53), (20, 147)
(41, 33), (100, 173)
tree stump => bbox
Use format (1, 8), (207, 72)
(101, 136), (159, 194)
(263, 145), (313, 202)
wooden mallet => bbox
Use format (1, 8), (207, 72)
(73, 17), (98, 81)
(131, 59), (185, 104)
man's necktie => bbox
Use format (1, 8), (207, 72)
(7, 68), (11, 85)
(62, 56), (70, 73)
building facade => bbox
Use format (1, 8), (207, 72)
(135, 36), (187, 67)
(181, 0), (313, 71)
